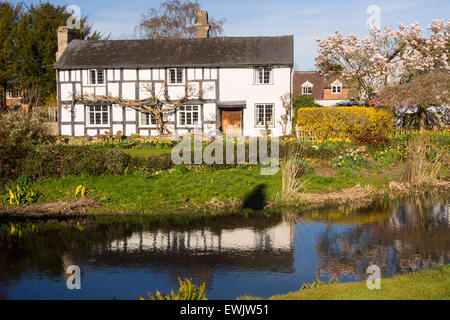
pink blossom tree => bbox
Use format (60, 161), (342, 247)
(315, 20), (450, 104)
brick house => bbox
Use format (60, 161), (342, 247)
(5, 88), (24, 108)
(293, 71), (354, 106)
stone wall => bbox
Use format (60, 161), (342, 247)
(394, 106), (449, 129)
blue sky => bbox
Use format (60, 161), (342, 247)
(11, 0), (450, 70)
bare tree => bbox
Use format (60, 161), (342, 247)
(279, 93), (292, 136)
(22, 81), (43, 113)
(136, 0), (225, 39)
(71, 82), (211, 135)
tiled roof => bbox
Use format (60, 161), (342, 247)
(54, 36), (294, 69)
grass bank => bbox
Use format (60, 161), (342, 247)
(1, 130), (448, 217)
(241, 264), (450, 300)
(1, 163), (401, 217)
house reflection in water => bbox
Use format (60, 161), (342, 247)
(87, 222), (295, 286)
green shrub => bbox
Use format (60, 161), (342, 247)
(141, 278), (207, 300)
(293, 95), (321, 109)
(4, 175), (39, 206)
(355, 132), (390, 146)
(292, 95), (322, 125)
(0, 109), (55, 146)
(0, 144), (32, 180)
(127, 154), (174, 174)
(18, 145), (132, 178)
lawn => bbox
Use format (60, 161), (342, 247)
(30, 163), (395, 214)
(241, 264), (450, 300)
(34, 166), (282, 214)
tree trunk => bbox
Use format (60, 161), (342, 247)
(0, 83), (7, 114)
(417, 107), (427, 130)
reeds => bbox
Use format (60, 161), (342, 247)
(279, 142), (309, 201)
(402, 134), (448, 189)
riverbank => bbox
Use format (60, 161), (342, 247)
(1, 163), (448, 220)
(240, 264), (450, 300)
(1, 131), (448, 219)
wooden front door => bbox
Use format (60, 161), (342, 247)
(222, 110), (242, 135)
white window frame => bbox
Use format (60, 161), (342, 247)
(177, 105), (201, 127)
(254, 67), (273, 85)
(331, 80), (342, 94)
(89, 69), (105, 86)
(255, 104), (275, 127)
(139, 112), (158, 127)
(168, 68), (184, 85)
(6, 89), (22, 99)
(87, 105), (110, 127)
(301, 81), (313, 95)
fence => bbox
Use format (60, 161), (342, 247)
(295, 126), (445, 141)
(31, 106), (58, 122)
(295, 126), (355, 141)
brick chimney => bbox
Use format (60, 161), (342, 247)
(56, 26), (76, 61)
(193, 11), (210, 38)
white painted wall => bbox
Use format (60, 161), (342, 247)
(60, 83), (73, 100)
(122, 82), (135, 100)
(112, 105), (123, 122)
(123, 69), (137, 81)
(108, 83), (119, 97)
(168, 85), (185, 100)
(61, 124), (72, 136)
(61, 105), (72, 122)
(138, 69), (151, 81)
(219, 67), (291, 136)
(74, 124), (84, 136)
(95, 86), (106, 96)
(112, 124), (123, 135)
(60, 67), (291, 137)
(74, 104), (84, 122)
(125, 107), (136, 122)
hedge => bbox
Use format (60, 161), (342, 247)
(296, 107), (394, 139)
(0, 144), (175, 181)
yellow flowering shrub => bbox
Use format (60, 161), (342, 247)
(297, 107), (394, 139)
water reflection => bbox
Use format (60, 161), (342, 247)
(0, 194), (448, 299)
(313, 195), (450, 279)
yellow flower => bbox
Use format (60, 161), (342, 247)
(9, 190), (14, 205)
(75, 185), (86, 198)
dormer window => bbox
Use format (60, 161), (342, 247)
(331, 80), (342, 94)
(254, 67), (273, 84)
(89, 69), (105, 85)
(301, 81), (313, 95)
(168, 68), (184, 84)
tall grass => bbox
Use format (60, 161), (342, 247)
(402, 135), (448, 188)
(280, 142), (309, 201)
